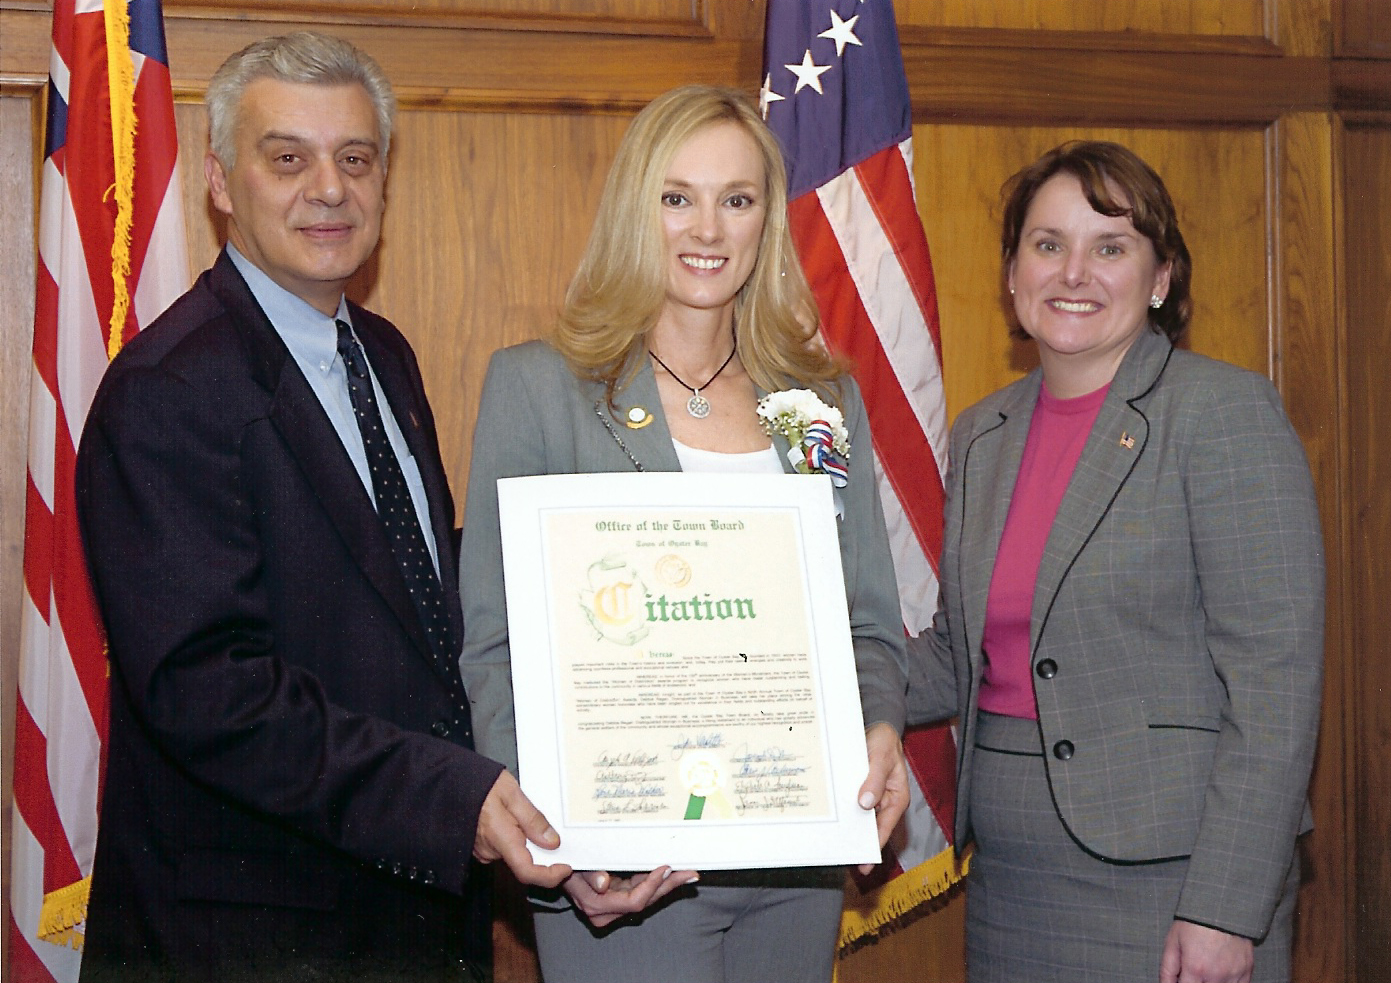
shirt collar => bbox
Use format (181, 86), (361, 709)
(226, 244), (351, 374)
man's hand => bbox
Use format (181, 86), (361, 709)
(1159, 920), (1254, 983)
(856, 722), (910, 875)
(473, 770), (571, 888)
(563, 867), (700, 928)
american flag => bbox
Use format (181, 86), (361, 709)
(9, 1), (188, 979)
(761, 0), (963, 947)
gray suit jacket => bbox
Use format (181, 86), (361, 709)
(907, 327), (1323, 941)
(459, 340), (907, 776)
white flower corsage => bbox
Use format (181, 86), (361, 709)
(756, 389), (850, 488)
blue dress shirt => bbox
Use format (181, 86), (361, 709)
(227, 245), (441, 575)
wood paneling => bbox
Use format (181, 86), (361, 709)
(1338, 0), (1391, 57)
(837, 888), (966, 983)
(165, 0), (709, 34)
(1274, 0), (1334, 58)
(0, 85), (38, 982)
(1343, 121), (1391, 983)
(1270, 111), (1347, 983)
(360, 107), (633, 500)
(1335, 58), (1391, 115)
(0, 5), (763, 114)
(899, 42), (1331, 126)
(898, 0), (1268, 37)
(900, 0), (1333, 59)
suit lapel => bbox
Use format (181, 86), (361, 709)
(1031, 330), (1173, 646)
(211, 255), (437, 669)
(594, 357), (684, 472)
(959, 379), (1036, 665)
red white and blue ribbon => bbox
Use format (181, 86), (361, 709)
(803, 420), (849, 487)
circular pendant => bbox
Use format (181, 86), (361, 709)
(686, 393), (711, 419)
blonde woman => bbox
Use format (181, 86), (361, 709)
(459, 85), (909, 983)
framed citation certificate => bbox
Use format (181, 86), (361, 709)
(497, 471), (879, 871)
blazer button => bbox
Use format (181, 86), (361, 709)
(1052, 740), (1074, 761)
(1036, 658), (1057, 679)
(431, 719), (450, 738)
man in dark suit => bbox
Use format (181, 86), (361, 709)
(75, 32), (569, 982)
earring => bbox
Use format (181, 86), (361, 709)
(1149, 295), (1164, 309)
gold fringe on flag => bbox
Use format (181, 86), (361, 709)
(837, 847), (970, 954)
(33, 3), (138, 944)
(103, 0), (137, 362)
(36, 875), (91, 950)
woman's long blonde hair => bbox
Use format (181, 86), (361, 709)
(552, 84), (842, 405)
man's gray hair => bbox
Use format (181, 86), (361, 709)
(206, 32), (396, 169)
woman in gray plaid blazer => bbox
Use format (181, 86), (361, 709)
(908, 142), (1323, 983)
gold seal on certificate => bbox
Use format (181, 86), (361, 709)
(497, 472), (878, 872)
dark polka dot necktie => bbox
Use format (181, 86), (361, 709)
(335, 320), (461, 689)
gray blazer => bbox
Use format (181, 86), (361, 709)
(907, 327), (1323, 941)
(459, 340), (907, 776)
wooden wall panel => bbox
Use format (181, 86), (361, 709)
(1343, 121), (1391, 983)
(899, 0), (1267, 38)
(837, 892), (965, 983)
(365, 108), (633, 502)
(1338, 0), (1391, 57)
(168, 0), (704, 27)
(897, 0), (1331, 58)
(1276, 0), (1334, 58)
(0, 5), (763, 114)
(1269, 111), (1347, 983)
(0, 86), (38, 982)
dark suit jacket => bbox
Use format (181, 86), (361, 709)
(907, 327), (1324, 941)
(75, 251), (504, 980)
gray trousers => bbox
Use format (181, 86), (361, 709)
(532, 884), (844, 983)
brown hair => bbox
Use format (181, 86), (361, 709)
(552, 84), (841, 406)
(1000, 140), (1192, 342)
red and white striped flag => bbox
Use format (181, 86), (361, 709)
(9, 1), (188, 979)
(761, 0), (964, 948)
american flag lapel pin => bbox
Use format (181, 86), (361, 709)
(1119, 431), (1135, 449)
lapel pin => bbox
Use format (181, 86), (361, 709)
(625, 406), (653, 429)
(1119, 431), (1135, 449)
